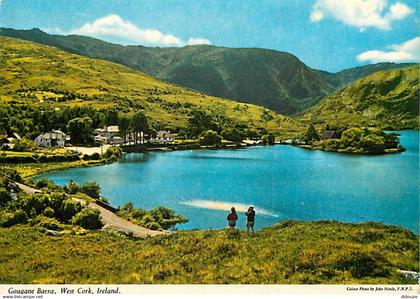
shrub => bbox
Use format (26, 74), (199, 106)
(79, 182), (101, 199)
(361, 134), (386, 153)
(199, 130), (222, 146)
(104, 146), (122, 159)
(107, 154), (118, 162)
(261, 133), (275, 145)
(35, 178), (61, 191)
(335, 251), (390, 278)
(0, 189), (12, 207)
(302, 125), (319, 144)
(89, 153), (101, 160)
(139, 214), (156, 228)
(32, 215), (64, 231)
(221, 128), (245, 143)
(149, 206), (188, 230)
(43, 207), (55, 217)
(72, 208), (103, 229)
(61, 199), (83, 222)
(24, 194), (51, 216)
(5, 169), (22, 183)
(143, 221), (162, 231)
(49, 192), (68, 216)
(64, 181), (79, 195)
(13, 138), (36, 152)
(0, 210), (28, 227)
(0, 212), (14, 227)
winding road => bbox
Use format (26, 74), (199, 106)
(16, 182), (165, 237)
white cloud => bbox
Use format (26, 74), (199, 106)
(66, 14), (211, 47)
(357, 37), (420, 63)
(186, 37), (212, 46)
(310, 0), (414, 30)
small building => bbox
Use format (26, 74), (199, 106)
(151, 131), (174, 143)
(1, 132), (22, 149)
(94, 125), (119, 144)
(34, 130), (70, 147)
(109, 136), (123, 145)
(321, 130), (339, 140)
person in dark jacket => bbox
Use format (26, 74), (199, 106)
(227, 207), (238, 229)
(245, 206), (255, 235)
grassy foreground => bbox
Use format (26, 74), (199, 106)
(0, 221), (418, 284)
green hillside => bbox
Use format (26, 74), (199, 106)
(1, 221), (418, 284)
(324, 62), (415, 89)
(0, 36), (304, 138)
(300, 66), (419, 129)
(0, 28), (412, 115)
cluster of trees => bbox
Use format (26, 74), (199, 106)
(1, 104), (279, 147)
(117, 202), (188, 231)
(183, 109), (275, 145)
(0, 189), (102, 230)
(0, 105), (109, 139)
(0, 104), (151, 146)
(301, 124), (403, 154)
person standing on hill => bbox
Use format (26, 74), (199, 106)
(245, 206), (255, 235)
(227, 207), (238, 229)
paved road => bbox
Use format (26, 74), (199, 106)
(16, 182), (165, 237)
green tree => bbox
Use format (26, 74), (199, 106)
(80, 182), (101, 199)
(199, 130), (222, 146)
(13, 138), (36, 152)
(341, 128), (364, 148)
(149, 206), (188, 230)
(64, 180), (79, 195)
(302, 124), (320, 144)
(72, 208), (103, 229)
(132, 112), (148, 144)
(187, 110), (219, 138)
(61, 198), (83, 222)
(67, 117), (93, 145)
(221, 128), (245, 143)
(104, 146), (122, 159)
(105, 110), (119, 126)
(361, 134), (386, 153)
(262, 133), (275, 145)
(118, 115), (131, 143)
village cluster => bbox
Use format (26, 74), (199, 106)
(0, 126), (175, 148)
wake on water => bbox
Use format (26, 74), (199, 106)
(181, 199), (279, 218)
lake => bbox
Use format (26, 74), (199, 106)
(39, 131), (419, 233)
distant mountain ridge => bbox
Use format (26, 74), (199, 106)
(0, 27), (415, 115)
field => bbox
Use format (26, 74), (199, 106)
(0, 221), (418, 284)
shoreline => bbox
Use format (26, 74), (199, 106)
(295, 144), (406, 155)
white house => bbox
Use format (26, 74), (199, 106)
(94, 125), (120, 144)
(150, 131), (174, 143)
(34, 130), (70, 147)
(0, 132), (21, 149)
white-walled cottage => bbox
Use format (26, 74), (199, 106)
(34, 130), (70, 147)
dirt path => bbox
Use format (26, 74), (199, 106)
(16, 182), (165, 237)
(66, 145), (111, 155)
(88, 202), (164, 237)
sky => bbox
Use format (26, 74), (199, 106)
(0, 0), (418, 72)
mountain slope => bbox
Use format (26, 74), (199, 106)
(300, 66), (419, 129)
(1, 28), (413, 116)
(324, 63), (416, 89)
(0, 36), (304, 137)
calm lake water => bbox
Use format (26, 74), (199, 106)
(39, 131), (419, 233)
